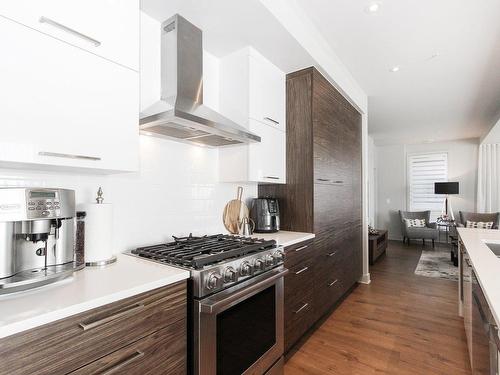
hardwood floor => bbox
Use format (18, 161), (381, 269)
(284, 240), (471, 375)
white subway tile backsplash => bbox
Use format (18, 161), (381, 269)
(0, 136), (257, 253)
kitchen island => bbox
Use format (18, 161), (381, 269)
(458, 227), (500, 373)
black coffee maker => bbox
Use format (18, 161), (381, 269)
(250, 198), (280, 233)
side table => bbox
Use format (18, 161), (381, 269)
(369, 230), (388, 265)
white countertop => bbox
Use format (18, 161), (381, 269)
(0, 254), (189, 339)
(252, 230), (315, 247)
(458, 228), (500, 325)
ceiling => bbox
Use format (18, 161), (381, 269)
(141, 0), (314, 73)
(142, 0), (500, 146)
(296, 0), (500, 145)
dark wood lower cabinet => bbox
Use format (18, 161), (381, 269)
(283, 238), (359, 353)
(0, 281), (187, 375)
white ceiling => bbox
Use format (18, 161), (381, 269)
(141, 0), (314, 73)
(295, 0), (500, 145)
(142, 0), (500, 146)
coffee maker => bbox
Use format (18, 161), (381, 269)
(0, 188), (82, 294)
(250, 198), (280, 233)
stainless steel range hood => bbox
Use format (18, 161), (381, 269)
(140, 14), (260, 147)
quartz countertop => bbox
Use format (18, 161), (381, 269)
(0, 253), (189, 339)
(252, 230), (315, 247)
(458, 228), (500, 326)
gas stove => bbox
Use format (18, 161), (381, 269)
(127, 234), (284, 298)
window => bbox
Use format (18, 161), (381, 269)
(407, 152), (448, 219)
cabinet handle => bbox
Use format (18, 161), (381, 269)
(328, 251), (337, 257)
(100, 350), (145, 375)
(293, 302), (308, 314)
(489, 324), (500, 349)
(39, 16), (101, 47)
(295, 266), (309, 275)
(263, 117), (279, 125)
(316, 178), (330, 182)
(263, 176), (280, 180)
(39, 151), (101, 161)
(294, 245), (308, 252)
(328, 279), (338, 287)
(333, 180), (344, 184)
(465, 258), (472, 268)
(78, 303), (145, 331)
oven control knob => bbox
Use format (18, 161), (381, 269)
(224, 267), (237, 283)
(272, 250), (285, 264)
(239, 261), (253, 276)
(254, 258), (265, 272)
(264, 254), (274, 267)
(206, 272), (222, 290)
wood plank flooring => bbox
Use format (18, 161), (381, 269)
(284, 240), (471, 375)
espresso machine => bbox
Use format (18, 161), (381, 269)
(0, 188), (82, 294)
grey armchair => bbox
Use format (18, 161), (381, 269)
(399, 210), (438, 247)
(457, 211), (500, 229)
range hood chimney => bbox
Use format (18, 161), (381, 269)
(140, 14), (261, 147)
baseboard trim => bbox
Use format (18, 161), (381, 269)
(359, 273), (371, 284)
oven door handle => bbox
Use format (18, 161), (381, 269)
(200, 268), (288, 314)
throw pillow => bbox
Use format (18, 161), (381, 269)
(465, 220), (494, 229)
(405, 219), (426, 228)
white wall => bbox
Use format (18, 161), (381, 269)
(375, 139), (479, 240)
(481, 117), (500, 144)
(0, 12), (257, 254)
(367, 136), (376, 227)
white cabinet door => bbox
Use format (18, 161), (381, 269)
(0, 17), (138, 172)
(0, 0), (139, 71)
(248, 120), (285, 183)
(248, 54), (285, 132)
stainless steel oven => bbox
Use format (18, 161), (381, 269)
(193, 267), (287, 375)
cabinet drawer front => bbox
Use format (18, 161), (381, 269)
(70, 319), (186, 375)
(314, 272), (344, 319)
(284, 289), (314, 352)
(284, 240), (315, 268)
(285, 261), (315, 307)
(0, 281), (186, 375)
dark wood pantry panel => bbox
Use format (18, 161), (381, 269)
(259, 67), (363, 354)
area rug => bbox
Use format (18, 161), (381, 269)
(414, 249), (459, 281)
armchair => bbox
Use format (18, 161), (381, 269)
(399, 210), (438, 247)
(457, 211), (500, 229)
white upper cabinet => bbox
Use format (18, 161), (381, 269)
(219, 47), (286, 184)
(0, 0), (139, 71)
(220, 47), (285, 133)
(0, 16), (139, 173)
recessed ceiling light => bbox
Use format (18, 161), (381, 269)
(389, 66), (400, 73)
(365, 2), (381, 14)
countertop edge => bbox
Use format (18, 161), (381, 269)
(0, 270), (189, 339)
(279, 233), (315, 247)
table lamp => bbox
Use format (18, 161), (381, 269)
(434, 182), (459, 220)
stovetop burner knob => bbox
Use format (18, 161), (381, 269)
(239, 261), (252, 276)
(224, 266), (237, 283)
(264, 254), (274, 267)
(272, 250), (285, 264)
(206, 272), (222, 290)
(254, 258), (265, 272)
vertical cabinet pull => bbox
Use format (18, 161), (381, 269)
(39, 16), (101, 47)
(327, 251), (337, 257)
(263, 117), (279, 125)
(101, 350), (145, 375)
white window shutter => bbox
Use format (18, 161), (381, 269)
(408, 153), (448, 218)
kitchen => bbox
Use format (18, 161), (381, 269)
(2, 1), (499, 375)
(0, 1), (364, 374)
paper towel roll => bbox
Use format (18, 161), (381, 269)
(81, 203), (113, 264)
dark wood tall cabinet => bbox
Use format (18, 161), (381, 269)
(259, 67), (363, 351)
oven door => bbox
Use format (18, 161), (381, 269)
(193, 267), (287, 375)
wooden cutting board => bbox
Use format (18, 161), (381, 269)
(222, 186), (249, 234)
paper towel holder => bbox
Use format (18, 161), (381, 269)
(85, 187), (117, 267)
